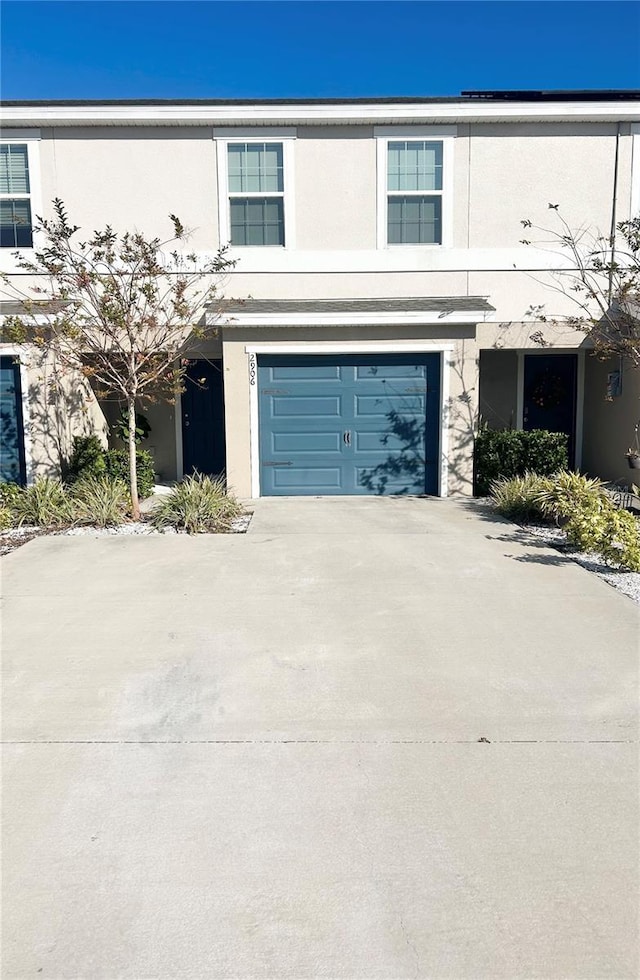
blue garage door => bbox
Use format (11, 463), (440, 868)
(258, 354), (441, 496)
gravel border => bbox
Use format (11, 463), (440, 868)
(0, 513), (252, 557)
(518, 522), (640, 605)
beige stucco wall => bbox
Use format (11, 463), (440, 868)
(478, 350), (519, 429)
(221, 324), (478, 498)
(39, 127), (220, 250)
(582, 356), (640, 484)
(18, 348), (109, 479)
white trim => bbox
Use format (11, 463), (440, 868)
(3, 102), (638, 126)
(376, 132), (455, 250)
(248, 353), (260, 498)
(439, 350), (451, 497)
(174, 389), (184, 480)
(0, 346), (34, 484)
(0, 133), (43, 257)
(245, 342), (456, 354)
(197, 244), (576, 275)
(631, 123), (640, 218)
(224, 310), (490, 327)
(215, 135), (296, 251)
(575, 351), (585, 470)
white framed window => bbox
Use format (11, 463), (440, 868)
(215, 129), (296, 249)
(375, 126), (455, 249)
(0, 132), (41, 251)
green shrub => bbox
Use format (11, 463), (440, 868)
(490, 472), (550, 523)
(534, 471), (609, 522)
(105, 448), (156, 500)
(66, 435), (107, 482)
(474, 428), (568, 496)
(0, 505), (14, 530)
(12, 478), (72, 527)
(151, 474), (243, 534)
(565, 501), (640, 572)
(69, 475), (130, 527)
(0, 482), (22, 509)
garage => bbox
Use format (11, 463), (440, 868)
(258, 353), (441, 496)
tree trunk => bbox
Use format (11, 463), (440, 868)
(127, 395), (140, 521)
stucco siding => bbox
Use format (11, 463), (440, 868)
(582, 356), (640, 484)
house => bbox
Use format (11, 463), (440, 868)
(1, 90), (639, 496)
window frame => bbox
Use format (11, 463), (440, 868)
(215, 129), (296, 250)
(375, 126), (456, 250)
(0, 131), (42, 252)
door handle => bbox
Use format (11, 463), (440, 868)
(343, 430), (351, 446)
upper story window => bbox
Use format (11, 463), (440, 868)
(228, 142), (284, 246)
(387, 141), (443, 244)
(375, 127), (454, 249)
(0, 144), (33, 248)
(215, 130), (296, 250)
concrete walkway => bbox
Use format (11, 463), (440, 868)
(2, 497), (638, 978)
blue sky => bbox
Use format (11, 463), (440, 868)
(2, 1), (639, 100)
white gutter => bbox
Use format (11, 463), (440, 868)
(1, 101), (639, 127)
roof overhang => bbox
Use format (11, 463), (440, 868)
(212, 297), (495, 327)
(2, 100), (638, 128)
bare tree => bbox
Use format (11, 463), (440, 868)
(520, 205), (640, 371)
(1, 199), (234, 518)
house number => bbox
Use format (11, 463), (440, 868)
(248, 353), (257, 386)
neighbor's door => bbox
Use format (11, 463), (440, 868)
(181, 359), (226, 477)
(0, 356), (26, 484)
(523, 354), (577, 465)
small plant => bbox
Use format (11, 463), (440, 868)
(474, 428), (568, 496)
(490, 473), (550, 523)
(69, 475), (130, 527)
(534, 471), (609, 522)
(0, 505), (14, 531)
(12, 478), (72, 527)
(565, 501), (640, 572)
(66, 435), (107, 483)
(151, 473), (243, 534)
(105, 448), (156, 500)
(113, 409), (151, 445)
(626, 421), (640, 469)
(0, 482), (22, 509)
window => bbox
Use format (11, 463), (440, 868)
(386, 141), (442, 244)
(227, 142), (285, 246)
(0, 144), (33, 248)
(375, 127), (454, 249)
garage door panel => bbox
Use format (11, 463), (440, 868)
(354, 394), (426, 417)
(258, 354), (440, 496)
(271, 466), (343, 491)
(354, 364), (427, 381)
(269, 365), (342, 381)
(271, 396), (342, 417)
(272, 431), (342, 453)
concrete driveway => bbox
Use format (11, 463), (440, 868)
(2, 497), (638, 978)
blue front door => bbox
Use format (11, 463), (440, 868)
(258, 354), (441, 496)
(181, 360), (226, 477)
(0, 356), (26, 485)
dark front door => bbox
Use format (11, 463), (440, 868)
(181, 359), (226, 477)
(0, 356), (26, 484)
(523, 354), (577, 465)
